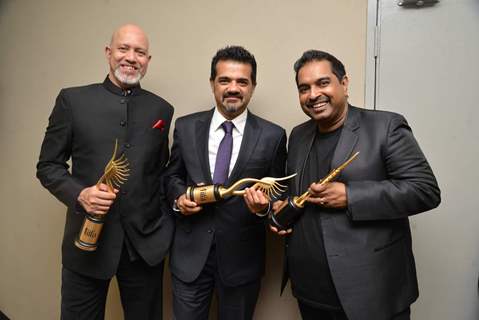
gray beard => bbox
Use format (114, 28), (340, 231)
(224, 104), (240, 113)
(114, 67), (143, 86)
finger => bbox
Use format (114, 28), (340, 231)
(96, 192), (117, 200)
(92, 208), (109, 215)
(307, 197), (326, 206)
(97, 183), (111, 192)
(244, 188), (255, 203)
(255, 190), (268, 205)
(269, 226), (279, 233)
(247, 188), (262, 204)
(181, 202), (202, 211)
(272, 200), (285, 212)
(182, 206), (202, 215)
(92, 187), (117, 199)
(309, 182), (326, 194)
(184, 199), (198, 208)
(92, 198), (114, 207)
(250, 189), (261, 204)
(94, 204), (112, 212)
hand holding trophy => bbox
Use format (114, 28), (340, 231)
(74, 140), (130, 251)
(270, 152), (359, 231)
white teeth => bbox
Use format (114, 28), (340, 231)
(313, 102), (327, 108)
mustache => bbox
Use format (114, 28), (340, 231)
(223, 92), (243, 99)
(306, 96), (329, 108)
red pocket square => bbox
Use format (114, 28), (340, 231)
(152, 119), (165, 131)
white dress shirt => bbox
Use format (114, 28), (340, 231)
(208, 107), (248, 180)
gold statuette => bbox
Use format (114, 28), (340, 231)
(270, 152), (359, 230)
(186, 173), (297, 205)
(74, 140), (130, 251)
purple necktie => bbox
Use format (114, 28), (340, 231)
(213, 121), (234, 185)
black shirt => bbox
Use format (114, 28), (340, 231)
(288, 126), (343, 310)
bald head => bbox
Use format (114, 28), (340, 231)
(110, 24), (149, 49)
(105, 24), (151, 88)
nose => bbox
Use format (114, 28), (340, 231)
(226, 81), (240, 94)
(310, 85), (322, 100)
(124, 49), (136, 63)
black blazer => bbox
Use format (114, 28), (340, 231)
(37, 78), (174, 279)
(284, 106), (440, 320)
(164, 109), (287, 286)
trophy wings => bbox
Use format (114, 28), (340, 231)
(97, 139), (130, 191)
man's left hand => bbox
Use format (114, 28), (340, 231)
(307, 182), (347, 209)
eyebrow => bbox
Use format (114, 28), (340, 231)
(217, 76), (250, 82)
(316, 76), (331, 82)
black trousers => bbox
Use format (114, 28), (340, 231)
(298, 301), (411, 320)
(171, 243), (261, 320)
(61, 246), (164, 320)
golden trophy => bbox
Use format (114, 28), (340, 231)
(270, 152), (359, 231)
(74, 140), (130, 251)
(186, 174), (297, 205)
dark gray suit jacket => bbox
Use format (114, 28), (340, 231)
(164, 109), (286, 286)
(284, 105), (440, 320)
(37, 78), (174, 279)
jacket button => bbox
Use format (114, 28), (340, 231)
(120, 120), (126, 127)
(125, 143), (131, 148)
(120, 98), (126, 104)
(207, 229), (213, 233)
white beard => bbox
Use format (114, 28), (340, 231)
(114, 67), (143, 86)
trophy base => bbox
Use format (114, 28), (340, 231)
(270, 214), (288, 231)
(74, 214), (104, 252)
(269, 197), (304, 231)
(187, 184), (222, 204)
(74, 238), (98, 251)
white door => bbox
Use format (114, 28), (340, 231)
(366, 0), (479, 319)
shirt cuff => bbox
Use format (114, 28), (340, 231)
(255, 201), (271, 217)
(173, 199), (181, 212)
(171, 199), (183, 218)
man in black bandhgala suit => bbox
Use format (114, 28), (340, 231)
(37, 24), (174, 320)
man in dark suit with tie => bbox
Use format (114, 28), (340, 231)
(163, 46), (287, 320)
(36, 24), (174, 320)
(271, 50), (441, 320)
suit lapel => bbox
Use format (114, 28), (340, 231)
(195, 110), (214, 184)
(294, 120), (317, 194)
(227, 112), (261, 185)
(331, 105), (360, 169)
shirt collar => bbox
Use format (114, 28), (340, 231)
(102, 76), (143, 96)
(211, 107), (248, 135)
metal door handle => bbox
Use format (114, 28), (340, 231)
(398, 0), (439, 6)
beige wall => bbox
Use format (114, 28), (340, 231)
(0, 0), (367, 318)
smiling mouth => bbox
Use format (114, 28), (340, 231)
(120, 64), (138, 72)
(307, 100), (329, 110)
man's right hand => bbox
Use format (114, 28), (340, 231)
(176, 194), (203, 216)
(77, 183), (117, 215)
